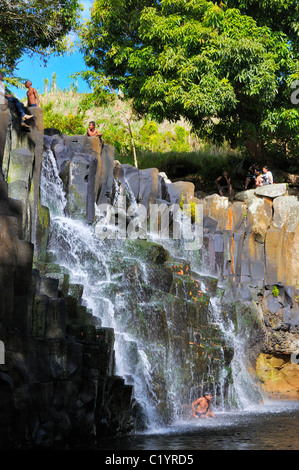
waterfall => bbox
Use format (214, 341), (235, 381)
(209, 296), (264, 409)
(41, 149), (163, 426)
(40, 148), (67, 217)
(40, 148), (263, 430)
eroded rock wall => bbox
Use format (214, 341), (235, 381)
(0, 104), (136, 448)
(46, 126), (299, 402)
(198, 186), (299, 400)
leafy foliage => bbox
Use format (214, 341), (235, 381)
(80, 0), (299, 162)
(42, 101), (86, 135)
(226, 0), (299, 48)
(0, 0), (82, 74)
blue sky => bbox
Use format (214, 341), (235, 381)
(11, 0), (94, 99)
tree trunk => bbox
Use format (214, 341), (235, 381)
(127, 121), (138, 168)
(244, 137), (269, 165)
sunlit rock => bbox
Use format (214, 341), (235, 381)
(255, 183), (287, 198)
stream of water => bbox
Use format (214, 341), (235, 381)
(40, 149), (299, 449)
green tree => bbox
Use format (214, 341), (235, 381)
(80, 0), (299, 162)
(226, 0), (299, 45)
(0, 0), (82, 74)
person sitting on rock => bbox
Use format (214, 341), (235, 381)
(256, 166), (273, 186)
(244, 163), (259, 189)
(87, 121), (103, 140)
(215, 170), (232, 197)
(0, 73), (34, 129)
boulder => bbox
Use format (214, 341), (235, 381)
(118, 164), (140, 203)
(265, 226), (299, 290)
(81, 134), (103, 203)
(272, 195), (299, 232)
(138, 168), (160, 210)
(202, 194), (229, 230)
(264, 196), (299, 287)
(96, 143), (115, 206)
(255, 183), (287, 198)
(67, 153), (98, 224)
(44, 128), (62, 136)
(240, 232), (265, 282)
(53, 142), (72, 171)
(166, 181), (195, 204)
(202, 194), (246, 233)
(234, 189), (257, 202)
(256, 353), (299, 400)
(124, 238), (169, 264)
(246, 196), (272, 243)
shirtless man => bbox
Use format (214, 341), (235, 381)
(191, 392), (216, 419)
(87, 121), (103, 138)
(25, 80), (40, 107)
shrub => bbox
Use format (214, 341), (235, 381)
(42, 101), (86, 135)
(272, 285), (279, 297)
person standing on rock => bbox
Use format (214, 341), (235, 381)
(0, 73), (33, 128)
(191, 392), (216, 419)
(25, 80), (40, 108)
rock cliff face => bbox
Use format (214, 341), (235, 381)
(197, 186), (299, 400)
(43, 131), (232, 424)
(0, 103), (137, 448)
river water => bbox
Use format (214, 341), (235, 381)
(97, 401), (299, 451)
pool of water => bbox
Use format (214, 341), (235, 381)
(97, 401), (299, 451)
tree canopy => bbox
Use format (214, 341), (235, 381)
(80, 0), (299, 162)
(0, 0), (82, 74)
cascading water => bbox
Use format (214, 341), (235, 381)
(41, 149), (163, 426)
(208, 296), (265, 409)
(40, 147), (263, 431)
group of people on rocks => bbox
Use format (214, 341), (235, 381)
(244, 163), (273, 189)
(0, 74), (104, 141)
(215, 163), (274, 198)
